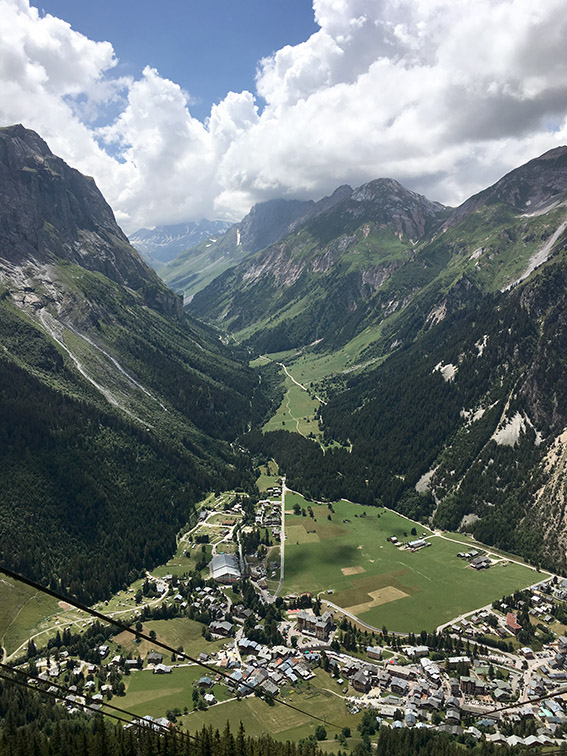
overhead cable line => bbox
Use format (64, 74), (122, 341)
(0, 670), (191, 741)
(0, 566), (343, 730)
(481, 685), (567, 717)
(0, 661), (193, 742)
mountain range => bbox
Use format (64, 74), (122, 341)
(160, 185), (352, 300)
(189, 145), (567, 570)
(2, 122), (567, 594)
(129, 219), (231, 269)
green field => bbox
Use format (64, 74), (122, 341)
(180, 669), (362, 744)
(114, 618), (227, 661)
(256, 460), (280, 492)
(0, 576), (60, 657)
(282, 494), (539, 632)
(263, 368), (321, 438)
(120, 664), (232, 718)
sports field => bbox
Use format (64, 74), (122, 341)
(282, 494), (540, 632)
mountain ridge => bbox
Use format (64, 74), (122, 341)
(160, 185), (354, 300)
(0, 125), (267, 601)
(129, 219), (232, 268)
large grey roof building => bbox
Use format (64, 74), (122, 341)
(209, 553), (241, 583)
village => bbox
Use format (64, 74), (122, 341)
(18, 476), (567, 749)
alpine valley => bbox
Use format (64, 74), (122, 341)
(4, 123), (567, 754)
(184, 145), (567, 570)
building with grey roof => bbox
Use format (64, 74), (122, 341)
(209, 553), (241, 583)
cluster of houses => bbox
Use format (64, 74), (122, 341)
(456, 550), (491, 570)
(321, 637), (567, 744)
(254, 498), (282, 542)
(446, 607), (525, 640)
(226, 640), (318, 698)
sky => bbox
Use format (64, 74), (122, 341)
(1, 0), (567, 234)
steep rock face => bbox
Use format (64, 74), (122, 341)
(446, 145), (567, 227)
(347, 178), (447, 240)
(161, 185), (353, 300)
(0, 124), (180, 317)
(237, 185), (354, 253)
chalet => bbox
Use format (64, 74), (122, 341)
(261, 680), (279, 697)
(446, 709), (461, 725)
(146, 652), (163, 666)
(506, 612), (522, 635)
(460, 676), (476, 695)
(389, 665), (414, 681)
(210, 620), (234, 637)
(391, 677), (409, 696)
(366, 646), (383, 660)
(352, 669), (371, 693)
(405, 709), (417, 727)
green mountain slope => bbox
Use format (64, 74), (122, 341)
(229, 148), (567, 570)
(0, 126), (267, 602)
(161, 186), (353, 301)
(189, 179), (449, 352)
(189, 149), (567, 366)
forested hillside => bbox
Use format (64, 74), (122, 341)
(0, 126), (269, 602)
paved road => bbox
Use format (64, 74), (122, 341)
(273, 477), (287, 599)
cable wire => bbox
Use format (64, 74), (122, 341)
(0, 661), (193, 742)
(481, 685), (567, 717)
(0, 566), (343, 730)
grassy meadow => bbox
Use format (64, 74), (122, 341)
(180, 668), (362, 745)
(0, 576), (60, 657)
(282, 494), (539, 632)
(262, 369), (321, 438)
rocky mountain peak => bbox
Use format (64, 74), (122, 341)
(333, 177), (448, 242)
(0, 125), (180, 316)
(447, 144), (567, 227)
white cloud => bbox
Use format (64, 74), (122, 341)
(1, 0), (567, 233)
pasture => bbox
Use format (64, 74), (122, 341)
(0, 576), (59, 657)
(282, 494), (539, 632)
(263, 369), (321, 438)
(121, 664), (232, 718)
(180, 669), (362, 746)
(113, 618), (227, 660)
(256, 460), (280, 492)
